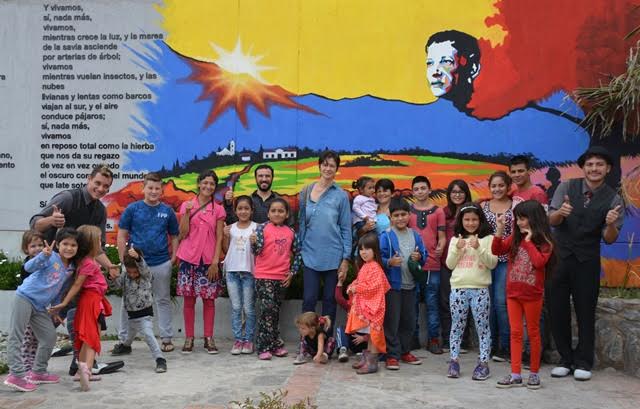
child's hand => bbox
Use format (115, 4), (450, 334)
(127, 247), (139, 260)
(352, 334), (367, 345)
(42, 240), (55, 257)
(496, 213), (506, 229)
(346, 284), (356, 295)
(207, 263), (219, 281)
(410, 246), (421, 262)
(389, 251), (402, 267)
(455, 235), (466, 249)
(47, 302), (65, 314)
(282, 275), (293, 288)
(522, 228), (532, 242)
(249, 232), (257, 245)
(52, 313), (64, 326)
(313, 353), (323, 364)
(469, 235), (480, 249)
(223, 225), (231, 237)
(109, 265), (121, 279)
(185, 201), (194, 211)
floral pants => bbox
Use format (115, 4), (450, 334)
(450, 288), (491, 362)
(255, 279), (285, 354)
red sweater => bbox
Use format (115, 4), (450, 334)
(492, 236), (551, 301)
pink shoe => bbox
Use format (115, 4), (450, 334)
(231, 340), (243, 355)
(272, 347), (288, 357)
(241, 341), (254, 354)
(258, 351), (272, 360)
(26, 371), (60, 384)
(3, 374), (37, 392)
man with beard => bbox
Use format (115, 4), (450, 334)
(224, 164), (292, 225)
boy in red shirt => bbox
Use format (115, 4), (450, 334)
(509, 156), (548, 210)
(409, 176), (446, 354)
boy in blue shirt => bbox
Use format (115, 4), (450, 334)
(379, 198), (427, 370)
(116, 173), (179, 352)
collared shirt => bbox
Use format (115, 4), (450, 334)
(30, 187), (107, 245)
(224, 190), (293, 225)
(299, 182), (352, 271)
(176, 198), (226, 265)
(550, 179), (624, 231)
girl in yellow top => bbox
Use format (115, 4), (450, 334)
(445, 203), (497, 381)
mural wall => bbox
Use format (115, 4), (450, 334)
(0, 0), (638, 286)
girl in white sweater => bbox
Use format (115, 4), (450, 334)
(445, 203), (498, 381)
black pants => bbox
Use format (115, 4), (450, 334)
(384, 289), (416, 359)
(548, 254), (600, 370)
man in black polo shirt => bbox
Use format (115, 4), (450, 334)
(548, 146), (624, 381)
(224, 164), (292, 225)
(30, 164), (121, 375)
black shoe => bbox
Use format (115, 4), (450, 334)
(155, 358), (167, 373)
(69, 357), (78, 376)
(95, 361), (125, 375)
(111, 343), (132, 356)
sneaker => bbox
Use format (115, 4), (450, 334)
(492, 347), (509, 363)
(293, 353), (311, 365)
(472, 361), (490, 381)
(527, 373), (541, 389)
(400, 352), (422, 365)
(241, 341), (254, 354)
(203, 337), (219, 354)
(3, 374), (37, 392)
(258, 351), (272, 360)
(69, 357), (78, 376)
(385, 357), (400, 370)
(522, 351), (531, 370)
(496, 374), (523, 388)
(181, 337), (194, 354)
(338, 346), (349, 363)
(26, 371), (60, 384)
(111, 343), (132, 356)
(550, 366), (572, 378)
(427, 338), (443, 355)
(573, 368), (592, 381)
(51, 344), (73, 357)
(230, 340), (243, 355)
(447, 360), (460, 378)
(272, 347), (288, 357)
(155, 358), (167, 373)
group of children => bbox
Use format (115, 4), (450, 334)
(4, 168), (554, 392)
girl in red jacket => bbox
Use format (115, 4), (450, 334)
(492, 200), (555, 390)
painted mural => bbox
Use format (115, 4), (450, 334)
(104, 0), (640, 287)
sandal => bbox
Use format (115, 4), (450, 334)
(161, 341), (175, 353)
(181, 338), (194, 354)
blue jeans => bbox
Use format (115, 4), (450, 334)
(414, 270), (441, 340)
(226, 271), (256, 342)
(302, 266), (338, 336)
(489, 261), (510, 350)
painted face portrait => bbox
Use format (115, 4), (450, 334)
(426, 40), (460, 97)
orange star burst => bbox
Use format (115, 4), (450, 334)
(181, 40), (320, 129)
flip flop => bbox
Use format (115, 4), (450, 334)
(161, 342), (175, 352)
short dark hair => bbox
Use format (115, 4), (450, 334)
(197, 169), (219, 185)
(411, 175), (431, 189)
(488, 170), (512, 187)
(254, 164), (274, 178)
(509, 155), (531, 170)
(90, 164), (114, 179)
(318, 150), (341, 169)
(352, 176), (374, 191)
(267, 197), (290, 214)
(234, 195), (253, 210)
(389, 197), (411, 215)
(375, 178), (395, 193)
(143, 172), (162, 185)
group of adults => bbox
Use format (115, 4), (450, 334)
(30, 145), (624, 381)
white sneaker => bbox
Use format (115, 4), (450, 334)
(551, 366), (571, 378)
(573, 369), (592, 381)
(338, 346), (349, 363)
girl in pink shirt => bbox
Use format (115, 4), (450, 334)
(251, 198), (302, 360)
(51, 225), (111, 391)
(176, 170), (226, 354)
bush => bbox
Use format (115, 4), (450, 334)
(0, 252), (23, 290)
(231, 389), (316, 409)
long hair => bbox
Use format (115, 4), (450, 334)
(295, 312), (331, 335)
(512, 200), (557, 275)
(355, 232), (384, 271)
(76, 225), (102, 259)
(445, 179), (472, 220)
(453, 202), (492, 238)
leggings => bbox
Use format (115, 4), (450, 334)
(449, 288), (491, 362)
(508, 298), (543, 374)
(183, 297), (215, 338)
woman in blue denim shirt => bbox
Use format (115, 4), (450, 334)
(298, 151), (352, 338)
